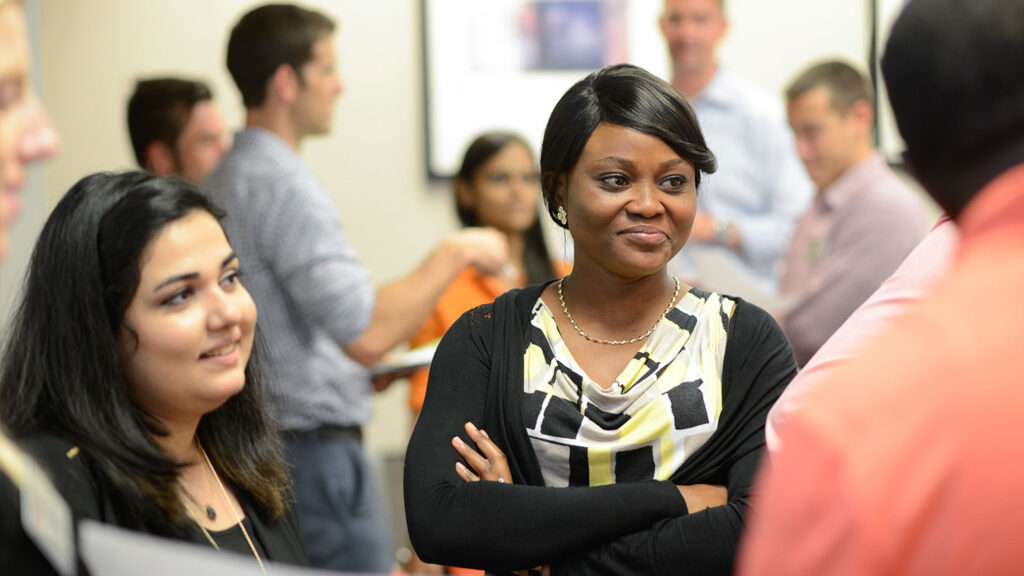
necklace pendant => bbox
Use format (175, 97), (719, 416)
(206, 505), (217, 521)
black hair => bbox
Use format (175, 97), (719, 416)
(881, 0), (1024, 217)
(455, 132), (558, 284)
(0, 171), (289, 535)
(539, 63), (716, 229)
(785, 60), (874, 113)
(126, 78), (213, 169)
(226, 3), (336, 108)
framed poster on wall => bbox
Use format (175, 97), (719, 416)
(421, 0), (667, 179)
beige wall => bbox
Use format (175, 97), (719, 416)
(7, 0), (874, 459)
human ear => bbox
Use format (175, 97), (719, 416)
(554, 174), (568, 208)
(270, 64), (300, 103)
(144, 141), (177, 176)
(454, 177), (474, 211)
(851, 99), (875, 134)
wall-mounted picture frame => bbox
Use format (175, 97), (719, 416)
(421, 0), (666, 180)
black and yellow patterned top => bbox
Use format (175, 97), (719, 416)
(523, 288), (735, 487)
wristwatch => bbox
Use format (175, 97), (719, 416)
(710, 217), (732, 245)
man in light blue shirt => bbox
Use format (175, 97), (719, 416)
(660, 0), (812, 297)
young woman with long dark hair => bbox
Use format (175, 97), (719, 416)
(0, 171), (306, 569)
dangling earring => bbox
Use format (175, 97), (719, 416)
(556, 205), (567, 226)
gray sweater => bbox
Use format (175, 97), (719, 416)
(205, 128), (375, 430)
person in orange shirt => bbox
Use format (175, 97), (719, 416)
(739, 0), (1024, 573)
(408, 132), (568, 416)
(405, 132), (567, 576)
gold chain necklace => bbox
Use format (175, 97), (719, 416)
(187, 439), (266, 573)
(557, 275), (680, 345)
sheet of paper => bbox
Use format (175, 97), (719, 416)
(0, 434), (76, 576)
(79, 520), (383, 576)
(371, 339), (439, 375)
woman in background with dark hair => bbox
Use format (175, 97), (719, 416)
(405, 64), (795, 575)
(408, 132), (567, 417)
(0, 171), (306, 568)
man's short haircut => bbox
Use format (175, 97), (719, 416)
(785, 60), (874, 113)
(226, 3), (336, 109)
(664, 0), (726, 13)
(126, 78), (213, 169)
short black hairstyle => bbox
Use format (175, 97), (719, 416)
(882, 0), (1024, 216)
(786, 60), (874, 113)
(126, 78), (212, 169)
(539, 63), (716, 229)
(226, 3), (336, 108)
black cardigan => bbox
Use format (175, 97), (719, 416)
(404, 283), (796, 575)
(4, 433), (307, 575)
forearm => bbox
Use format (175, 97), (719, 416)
(406, 477), (686, 572)
(553, 449), (763, 576)
(408, 392), (688, 570)
(344, 239), (470, 366)
(404, 314), (686, 571)
(552, 305), (797, 574)
(346, 227), (509, 367)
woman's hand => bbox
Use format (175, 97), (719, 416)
(677, 484), (728, 513)
(453, 425), (547, 575)
(452, 421), (512, 484)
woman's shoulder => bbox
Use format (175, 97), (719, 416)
(457, 282), (550, 326)
(686, 288), (778, 332)
(438, 282), (552, 357)
(15, 432), (106, 519)
(711, 292), (797, 390)
(17, 432), (85, 471)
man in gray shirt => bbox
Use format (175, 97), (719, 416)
(205, 4), (507, 572)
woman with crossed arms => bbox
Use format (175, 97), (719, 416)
(405, 64), (796, 575)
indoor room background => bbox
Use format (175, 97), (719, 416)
(5, 0), (886, 513)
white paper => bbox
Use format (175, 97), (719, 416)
(79, 520), (382, 576)
(1, 434), (76, 576)
(371, 339), (439, 376)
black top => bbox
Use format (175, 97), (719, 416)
(404, 283), (796, 575)
(1, 468), (60, 575)
(2, 433), (307, 575)
(206, 516), (268, 563)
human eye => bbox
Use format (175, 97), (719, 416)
(598, 173), (630, 190)
(488, 172), (510, 185)
(161, 287), (194, 307)
(661, 174), (690, 192)
(220, 269), (242, 291)
(797, 125), (821, 141)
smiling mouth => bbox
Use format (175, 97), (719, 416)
(201, 343), (237, 359)
(622, 226), (666, 238)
